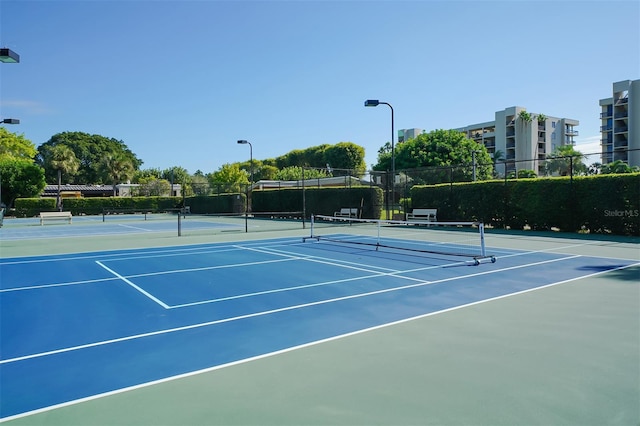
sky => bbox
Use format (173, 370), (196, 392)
(1, 0), (638, 174)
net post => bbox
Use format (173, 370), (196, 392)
(178, 211), (182, 237)
(310, 214), (315, 238)
(479, 222), (486, 257)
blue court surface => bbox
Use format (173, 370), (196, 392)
(0, 214), (241, 241)
(0, 233), (637, 421)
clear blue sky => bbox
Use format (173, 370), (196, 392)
(1, 0), (638, 174)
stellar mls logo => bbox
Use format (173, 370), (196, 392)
(604, 209), (639, 217)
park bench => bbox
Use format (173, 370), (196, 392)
(39, 211), (72, 225)
(334, 208), (358, 218)
(406, 208), (437, 223)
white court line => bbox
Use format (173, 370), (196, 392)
(95, 261), (170, 309)
(2, 260), (637, 424)
(1, 254), (584, 365)
(246, 245), (400, 273)
(116, 223), (154, 232)
(0, 237), (304, 265)
(0, 277), (120, 293)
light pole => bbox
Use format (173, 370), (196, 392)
(0, 47), (20, 224)
(0, 118), (20, 215)
(237, 140), (253, 184)
(365, 99), (395, 218)
(237, 140), (253, 216)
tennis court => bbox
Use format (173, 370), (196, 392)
(0, 214), (638, 425)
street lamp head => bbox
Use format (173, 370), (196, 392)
(0, 48), (20, 63)
(237, 140), (248, 144)
(364, 99), (380, 107)
(0, 118), (20, 125)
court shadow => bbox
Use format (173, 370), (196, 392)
(578, 265), (640, 283)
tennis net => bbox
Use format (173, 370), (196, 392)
(303, 214), (496, 265)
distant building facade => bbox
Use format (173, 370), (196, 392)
(399, 107), (579, 176)
(397, 128), (423, 143)
(599, 79), (639, 167)
(456, 106), (579, 176)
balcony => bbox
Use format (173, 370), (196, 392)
(600, 125), (613, 132)
(614, 126), (628, 133)
(615, 97), (629, 105)
(565, 129), (579, 136)
(600, 111), (612, 118)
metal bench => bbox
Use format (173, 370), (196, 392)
(334, 208), (358, 218)
(406, 208), (437, 223)
(39, 211), (72, 225)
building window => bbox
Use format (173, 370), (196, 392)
(552, 121), (556, 128)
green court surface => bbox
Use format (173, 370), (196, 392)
(1, 218), (638, 426)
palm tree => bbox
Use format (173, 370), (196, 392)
(50, 145), (80, 211)
(492, 149), (505, 177)
(601, 160), (639, 174)
(544, 145), (587, 176)
(101, 153), (135, 196)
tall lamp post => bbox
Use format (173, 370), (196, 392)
(365, 99), (394, 219)
(0, 47), (20, 224)
(237, 140), (253, 217)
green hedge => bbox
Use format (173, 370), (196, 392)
(410, 173), (640, 235)
(15, 196), (186, 217)
(186, 193), (245, 214)
(249, 186), (383, 218)
(14, 198), (57, 217)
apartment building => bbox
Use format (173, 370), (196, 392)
(397, 128), (423, 143)
(454, 106), (579, 176)
(599, 79), (639, 167)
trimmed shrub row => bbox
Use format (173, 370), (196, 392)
(410, 173), (640, 235)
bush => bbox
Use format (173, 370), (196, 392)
(410, 173), (639, 236)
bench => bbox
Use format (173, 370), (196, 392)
(406, 208), (437, 223)
(334, 208), (358, 218)
(39, 211), (72, 225)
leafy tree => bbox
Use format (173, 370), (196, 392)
(373, 129), (492, 183)
(544, 145), (587, 176)
(161, 166), (190, 185)
(50, 145), (80, 209)
(258, 164), (279, 181)
(190, 173), (209, 196)
(209, 163), (247, 193)
(0, 158), (46, 207)
(133, 168), (163, 182)
(134, 178), (170, 196)
(0, 128), (37, 160)
(37, 131), (142, 184)
(600, 160), (640, 174)
(274, 166), (329, 181)
(237, 160), (279, 182)
(324, 142), (366, 175)
(273, 142), (366, 173)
